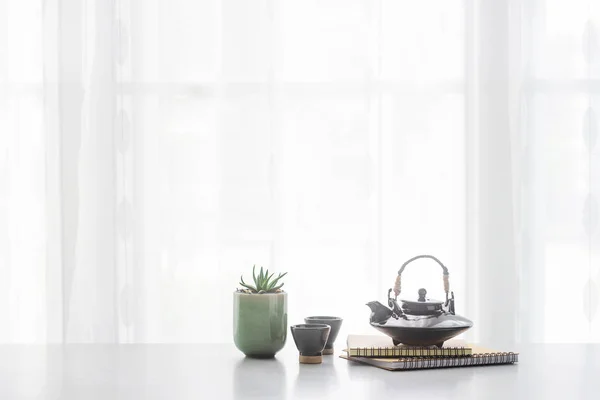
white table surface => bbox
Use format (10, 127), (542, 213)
(0, 343), (598, 399)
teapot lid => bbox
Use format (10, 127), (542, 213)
(400, 288), (444, 315)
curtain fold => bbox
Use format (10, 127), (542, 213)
(0, 0), (598, 343)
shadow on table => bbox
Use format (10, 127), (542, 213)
(233, 356), (287, 399)
(344, 357), (521, 397)
(292, 355), (340, 398)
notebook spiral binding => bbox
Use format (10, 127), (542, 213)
(357, 346), (470, 358)
(395, 352), (519, 370)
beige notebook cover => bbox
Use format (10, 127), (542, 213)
(346, 334), (472, 357)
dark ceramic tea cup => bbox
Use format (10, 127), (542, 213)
(290, 324), (331, 364)
(304, 316), (343, 355)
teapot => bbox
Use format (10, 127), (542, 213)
(366, 255), (473, 347)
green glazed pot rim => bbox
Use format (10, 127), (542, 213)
(233, 291), (287, 295)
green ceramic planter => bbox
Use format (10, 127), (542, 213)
(233, 291), (287, 358)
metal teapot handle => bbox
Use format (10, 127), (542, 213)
(393, 255), (450, 302)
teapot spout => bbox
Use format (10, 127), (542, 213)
(366, 301), (393, 324)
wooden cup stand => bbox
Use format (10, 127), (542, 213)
(299, 354), (323, 364)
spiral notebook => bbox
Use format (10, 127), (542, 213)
(346, 334), (472, 357)
(341, 345), (518, 371)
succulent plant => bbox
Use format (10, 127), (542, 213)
(239, 265), (287, 294)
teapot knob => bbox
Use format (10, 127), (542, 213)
(417, 288), (427, 302)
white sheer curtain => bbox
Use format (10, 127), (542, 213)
(0, 0), (598, 344)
